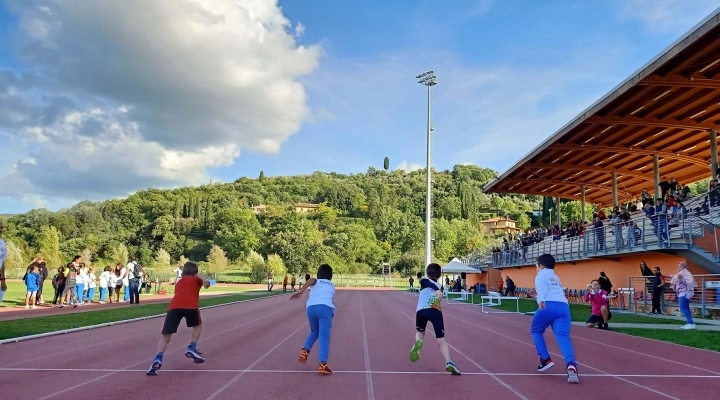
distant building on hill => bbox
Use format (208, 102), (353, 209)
(250, 205), (268, 215)
(294, 202), (319, 213)
(479, 216), (520, 235)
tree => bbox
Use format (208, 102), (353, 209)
(178, 255), (189, 267)
(110, 243), (129, 266)
(383, 157), (390, 171)
(155, 248), (172, 270)
(247, 251), (266, 283)
(266, 254), (287, 277)
(5, 239), (24, 271)
(259, 170), (265, 181)
(213, 208), (263, 260)
(37, 226), (62, 268)
(516, 213), (531, 230)
(206, 244), (229, 275)
(80, 248), (93, 267)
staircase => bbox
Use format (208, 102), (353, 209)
(670, 217), (720, 274)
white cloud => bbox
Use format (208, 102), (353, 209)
(0, 0), (321, 201)
(615, 0), (719, 33)
(396, 160), (422, 172)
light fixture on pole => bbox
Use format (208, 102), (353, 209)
(416, 71), (437, 268)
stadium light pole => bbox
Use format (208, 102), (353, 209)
(417, 71), (437, 268)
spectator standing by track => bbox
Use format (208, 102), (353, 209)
(127, 258), (143, 305)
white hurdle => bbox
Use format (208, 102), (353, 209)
(479, 291), (521, 314)
(444, 289), (473, 305)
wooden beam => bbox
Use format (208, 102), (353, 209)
(638, 73), (720, 89)
(586, 115), (718, 132)
(520, 162), (653, 182)
(502, 178), (633, 199)
(550, 143), (707, 167)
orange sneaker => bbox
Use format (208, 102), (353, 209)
(317, 362), (333, 375)
(298, 349), (309, 364)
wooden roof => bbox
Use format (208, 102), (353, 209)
(484, 8), (720, 206)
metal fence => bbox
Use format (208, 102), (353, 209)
(491, 209), (719, 268)
(625, 274), (720, 317)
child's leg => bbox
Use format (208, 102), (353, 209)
(157, 334), (172, 354)
(30, 292), (37, 306)
(25, 292), (31, 306)
(316, 306), (333, 363)
(436, 337), (451, 361)
(302, 306), (321, 351)
(549, 303), (576, 367)
(530, 306), (554, 362)
(600, 305), (610, 323)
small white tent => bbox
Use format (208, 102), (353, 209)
(441, 258), (479, 274)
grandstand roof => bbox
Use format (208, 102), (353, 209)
(484, 8), (720, 206)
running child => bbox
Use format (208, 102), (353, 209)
(408, 263), (461, 375)
(584, 279), (611, 330)
(291, 264), (335, 375)
(531, 254), (579, 384)
(147, 261), (211, 376)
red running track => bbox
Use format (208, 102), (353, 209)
(1, 290), (720, 400)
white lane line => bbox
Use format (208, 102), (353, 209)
(388, 303), (529, 400)
(206, 325), (303, 400)
(360, 298), (375, 400)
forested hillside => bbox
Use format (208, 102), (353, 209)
(2, 165), (540, 276)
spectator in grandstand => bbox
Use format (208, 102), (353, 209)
(584, 280), (611, 330)
(670, 262), (697, 330)
(592, 216), (605, 251)
(648, 266), (665, 315)
(655, 198), (669, 245)
(598, 272), (613, 294)
(658, 177), (672, 197)
(641, 189), (652, 205)
(610, 212), (623, 250)
(674, 183), (691, 202)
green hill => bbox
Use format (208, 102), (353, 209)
(1, 164), (539, 275)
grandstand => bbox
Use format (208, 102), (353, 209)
(476, 8), (720, 316)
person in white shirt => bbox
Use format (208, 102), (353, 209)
(291, 264), (335, 375)
(108, 270), (119, 303)
(530, 254), (579, 384)
(99, 266), (111, 304)
(85, 267), (97, 303)
(76, 263), (89, 306)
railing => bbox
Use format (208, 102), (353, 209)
(626, 274), (720, 317)
(489, 209), (720, 268)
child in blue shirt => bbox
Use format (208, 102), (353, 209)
(409, 263), (461, 375)
(531, 254), (579, 384)
(24, 264), (41, 309)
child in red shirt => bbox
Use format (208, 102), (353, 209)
(584, 280), (611, 330)
(147, 261), (210, 376)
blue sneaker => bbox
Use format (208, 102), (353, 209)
(185, 347), (205, 363)
(146, 359), (162, 376)
(445, 360), (461, 375)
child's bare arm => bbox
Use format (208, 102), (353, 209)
(290, 278), (317, 299)
(196, 274), (211, 289)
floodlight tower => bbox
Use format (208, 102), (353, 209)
(416, 71), (437, 268)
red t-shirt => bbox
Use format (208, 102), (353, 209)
(168, 276), (203, 310)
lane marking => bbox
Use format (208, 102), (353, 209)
(3, 367), (720, 378)
(36, 305), (292, 400)
(388, 302), (529, 400)
(360, 297), (375, 400)
(206, 325), (304, 400)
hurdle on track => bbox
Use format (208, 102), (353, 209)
(444, 289), (473, 305)
(478, 292), (522, 314)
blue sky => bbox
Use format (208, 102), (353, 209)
(1, 0), (719, 214)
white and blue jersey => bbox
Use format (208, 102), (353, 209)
(534, 268), (567, 305)
(416, 278), (442, 312)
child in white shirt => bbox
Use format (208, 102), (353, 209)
(108, 272), (118, 304)
(291, 264), (335, 375)
(86, 267), (97, 303)
(99, 266), (112, 304)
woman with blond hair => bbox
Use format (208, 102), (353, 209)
(671, 262), (697, 330)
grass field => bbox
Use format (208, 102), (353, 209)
(611, 328), (720, 352)
(0, 291), (282, 340)
(0, 280), (260, 308)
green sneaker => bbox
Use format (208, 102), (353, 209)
(409, 339), (423, 362)
(446, 360), (461, 375)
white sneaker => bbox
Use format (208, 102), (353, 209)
(24, 305), (29, 309)
(99, 301), (105, 304)
(681, 324), (697, 330)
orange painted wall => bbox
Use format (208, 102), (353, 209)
(691, 226), (720, 257)
(497, 253), (712, 291)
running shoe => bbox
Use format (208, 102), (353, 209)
(185, 347), (205, 363)
(446, 360), (461, 375)
(567, 364), (579, 384)
(537, 357), (555, 372)
(317, 362), (333, 375)
(409, 339), (423, 362)
(298, 348), (310, 363)
(146, 359), (162, 376)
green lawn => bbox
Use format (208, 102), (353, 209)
(461, 294), (697, 325)
(0, 280), (262, 308)
(612, 328), (720, 352)
(0, 292), (282, 340)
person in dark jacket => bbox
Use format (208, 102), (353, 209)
(598, 272), (613, 294)
(649, 267), (665, 315)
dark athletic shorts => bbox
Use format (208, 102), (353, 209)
(416, 308), (445, 338)
(162, 308), (201, 335)
(586, 312), (611, 325)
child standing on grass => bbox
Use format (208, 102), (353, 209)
(86, 267), (97, 303)
(408, 263), (461, 375)
(24, 264), (40, 309)
(60, 262), (78, 308)
(531, 254), (579, 384)
(99, 266), (111, 304)
(147, 261), (210, 376)
(291, 264), (335, 375)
